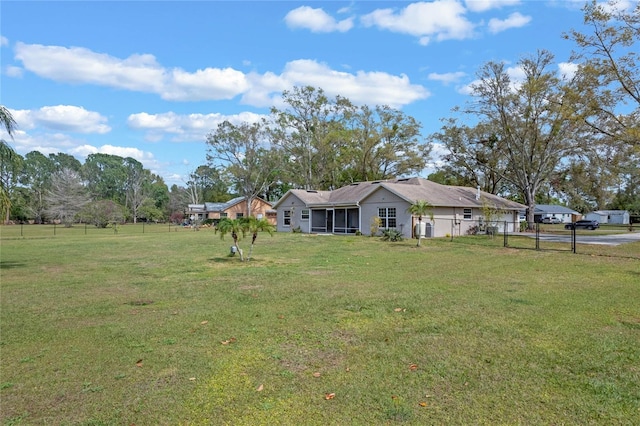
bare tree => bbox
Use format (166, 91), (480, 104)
(45, 168), (90, 227)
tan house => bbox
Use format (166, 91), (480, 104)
(187, 197), (276, 224)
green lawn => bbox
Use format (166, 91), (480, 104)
(1, 228), (639, 425)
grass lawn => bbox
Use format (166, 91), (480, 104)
(1, 227), (639, 425)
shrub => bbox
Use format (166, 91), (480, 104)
(380, 228), (403, 242)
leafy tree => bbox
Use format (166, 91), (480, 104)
(45, 168), (90, 227)
(0, 105), (19, 223)
(80, 199), (126, 228)
(138, 198), (164, 223)
(49, 152), (82, 173)
(430, 123), (511, 196)
(407, 200), (434, 247)
(342, 105), (430, 184)
(436, 50), (583, 227)
(186, 165), (231, 204)
(564, 0), (639, 148)
(206, 120), (280, 216)
(20, 151), (55, 223)
(168, 184), (190, 221)
(270, 86), (350, 190)
(82, 153), (129, 204)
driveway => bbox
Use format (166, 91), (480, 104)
(522, 231), (640, 246)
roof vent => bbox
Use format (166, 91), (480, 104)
(307, 190), (318, 193)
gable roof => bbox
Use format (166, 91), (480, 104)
(203, 196), (272, 213)
(273, 177), (526, 210)
(534, 204), (580, 215)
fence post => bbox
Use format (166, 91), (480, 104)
(535, 222), (540, 250)
(572, 225), (576, 254)
(21, 223), (24, 237)
(503, 221), (508, 247)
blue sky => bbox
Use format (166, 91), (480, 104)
(0, 0), (620, 187)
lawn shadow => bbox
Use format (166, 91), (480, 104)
(0, 260), (27, 269)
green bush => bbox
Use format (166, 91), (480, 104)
(380, 228), (403, 242)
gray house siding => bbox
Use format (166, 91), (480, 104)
(361, 188), (410, 235)
(275, 193), (309, 233)
(272, 178), (526, 238)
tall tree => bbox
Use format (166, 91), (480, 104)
(20, 151), (55, 223)
(49, 152), (82, 173)
(438, 50), (582, 226)
(564, 0), (639, 148)
(430, 121), (510, 196)
(82, 153), (129, 204)
(270, 86), (349, 190)
(45, 168), (90, 227)
(206, 120), (280, 216)
(0, 105), (19, 223)
(341, 105), (430, 184)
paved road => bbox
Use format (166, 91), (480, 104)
(519, 231), (640, 246)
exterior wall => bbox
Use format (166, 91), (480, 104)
(360, 189), (411, 237)
(275, 194), (310, 233)
(206, 198), (274, 221)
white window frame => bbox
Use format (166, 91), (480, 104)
(463, 208), (472, 220)
(301, 209), (310, 221)
(283, 210), (291, 226)
(378, 207), (397, 228)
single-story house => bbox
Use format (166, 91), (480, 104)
(585, 210), (630, 225)
(272, 177), (526, 238)
(187, 196), (276, 224)
(532, 204), (581, 223)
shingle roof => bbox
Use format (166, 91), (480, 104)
(534, 204), (580, 215)
(275, 177), (526, 210)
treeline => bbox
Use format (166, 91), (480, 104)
(2, 1), (638, 226)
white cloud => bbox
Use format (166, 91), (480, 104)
(5, 65), (23, 78)
(69, 144), (160, 170)
(264, 59), (430, 108)
(1, 36), (8, 47)
(428, 71), (467, 85)
(15, 43), (166, 93)
(285, 6), (354, 33)
(10, 105), (110, 134)
(11, 42), (427, 109)
(558, 62), (578, 80)
(487, 12), (531, 33)
(464, 0), (521, 13)
(127, 111), (267, 142)
(361, 1), (475, 45)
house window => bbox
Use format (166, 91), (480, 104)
(283, 210), (291, 226)
(236, 213), (244, 219)
(463, 208), (472, 220)
(378, 207), (397, 228)
(301, 209), (310, 221)
(221, 213), (228, 218)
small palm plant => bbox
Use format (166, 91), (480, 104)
(407, 200), (434, 247)
(217, 218), (245, 261)
(241, 216), (275, 261)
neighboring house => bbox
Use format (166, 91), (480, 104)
(585, 210), (630, 225)
(533, 204), (581, 224)
(272, 177), (526, 238)
(187, 197), (276, 224)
